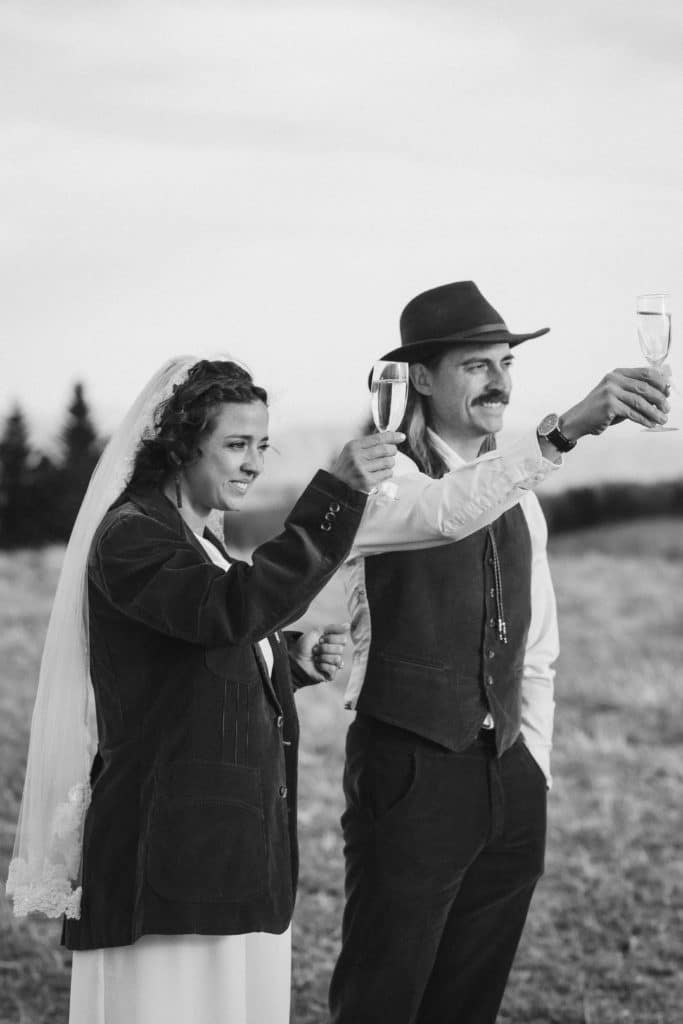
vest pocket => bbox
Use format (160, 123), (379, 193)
(147, 761), (267, 903)
(377, 651), (448, 671)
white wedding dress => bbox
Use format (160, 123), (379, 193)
(68, 535), (292, 1024)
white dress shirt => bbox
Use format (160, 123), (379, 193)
(342, 428), (559, 787)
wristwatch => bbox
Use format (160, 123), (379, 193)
(537, 413), (577, 453)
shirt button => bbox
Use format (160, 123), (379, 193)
(486, 675), (494, 687)
(279, 785), (288, 798)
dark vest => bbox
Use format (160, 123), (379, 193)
(357, 503), (532, 755)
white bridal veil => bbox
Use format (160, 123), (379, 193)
(6, 355), (202, 918)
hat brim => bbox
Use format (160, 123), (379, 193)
(377, 327), (550, 366)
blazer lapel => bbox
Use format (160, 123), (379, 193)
(198, 529), (283, 712)
(267, 632), (290, 707)
(253, 639), (283, 714)
(137, 504), (284, 714)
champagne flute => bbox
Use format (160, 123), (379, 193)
(370, 360), (409, 497)
(636, 293), (677, 432)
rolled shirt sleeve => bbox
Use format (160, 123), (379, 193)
(350, 429), (561, 557)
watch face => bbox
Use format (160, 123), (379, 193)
(538, 413), (559, 436)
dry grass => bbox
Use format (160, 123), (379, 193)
(1, 519), (683, 1023)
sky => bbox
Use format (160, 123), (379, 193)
(1, 0), (682, 478)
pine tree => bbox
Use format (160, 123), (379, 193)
(62, 383), (98, 471)
(0, 405), (32, 546)
(57, 383), (101, 538)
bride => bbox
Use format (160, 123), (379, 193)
(6, 355), (401, 1024)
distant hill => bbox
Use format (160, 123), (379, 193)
(251, 420), (682, 506)
(224, 421), (682, 550)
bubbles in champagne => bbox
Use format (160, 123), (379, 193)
(371, 379), (408, 431)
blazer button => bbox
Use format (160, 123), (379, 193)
(324, 511), (336, 521)
(279, 785), (288, 798)
(329, 501), (341, 513)
(276, 715), (284, 729)
(321, 522), (332, 532)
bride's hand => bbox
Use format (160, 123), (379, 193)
(293, 622), (350, 682)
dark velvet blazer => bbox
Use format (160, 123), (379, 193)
(63, 470), (365, 950)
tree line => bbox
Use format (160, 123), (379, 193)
(1, 387), (681, 550)
(0, 384), (103, 548)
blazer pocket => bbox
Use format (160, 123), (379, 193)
(147, 761), (268, 903)
(205, 644), (261, 681)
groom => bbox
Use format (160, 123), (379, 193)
(329, 281), (670, 1023)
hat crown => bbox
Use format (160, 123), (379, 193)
(399, 281), (505, 346)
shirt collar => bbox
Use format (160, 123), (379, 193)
(426, 427), (468, 469)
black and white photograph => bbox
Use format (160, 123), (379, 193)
(1, 3), (682, 1023)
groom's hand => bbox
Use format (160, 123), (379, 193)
(559, 366), (670, 438)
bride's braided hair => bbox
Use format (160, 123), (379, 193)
(128, 359), (268, 489)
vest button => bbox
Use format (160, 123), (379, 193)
(279, 785), (288, 798)
(486, 649), (495, 660)
(489, 618), (496, 629)
(486, 675), (494, 687)
(489, 588), (495, 598)
(276, 715), (284, 729)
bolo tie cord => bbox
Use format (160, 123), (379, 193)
(487, 526), (508, 645)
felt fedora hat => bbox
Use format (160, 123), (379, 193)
(378, 281), (550, 364)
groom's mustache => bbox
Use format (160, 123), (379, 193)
(472, 391), (510, 405)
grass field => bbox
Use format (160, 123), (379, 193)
(1, 519), (683, 1023)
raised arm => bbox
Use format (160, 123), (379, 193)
(351, 430), (559, 557)
(350, 365), (670, 558)
(91, 471), (366, 647)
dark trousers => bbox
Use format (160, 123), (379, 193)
(329, 715), (548, 1024)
